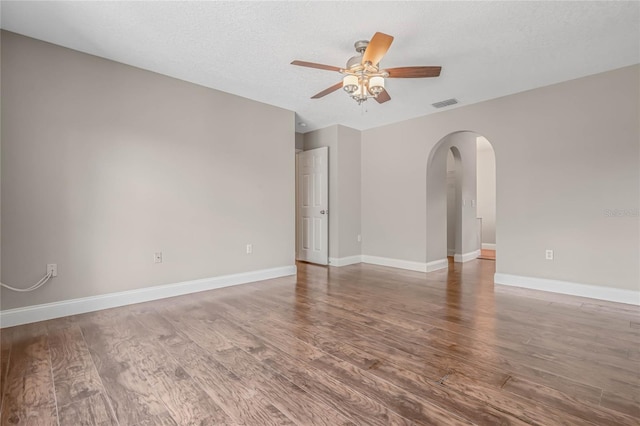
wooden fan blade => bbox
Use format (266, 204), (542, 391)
(362, 32), (394, 65)
(386, 66), (442, 78)
(291, 60), (342, 72)
(311, 82), (343, 99)
(375, 89), (391, 104)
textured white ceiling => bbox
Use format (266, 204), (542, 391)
(1, 1), (638, 133)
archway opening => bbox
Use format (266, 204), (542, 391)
(426, 131), (496, 271)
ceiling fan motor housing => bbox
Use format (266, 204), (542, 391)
(354, 40), (369, 53)
(347, 40), (369, 70)
(346, 55), (362, 70)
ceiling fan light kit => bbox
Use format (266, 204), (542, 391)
(342, 73), (386, 104)
(292, 32), (442, 105)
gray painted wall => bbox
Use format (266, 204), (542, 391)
(3, 31), (636, 312)
(1, 32), (296, 310)
(362, 65), (639, 291)
(336, 125), (361, 258)
(295, 132), (304, 151)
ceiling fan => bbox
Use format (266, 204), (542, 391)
(291, 32), (441, 105)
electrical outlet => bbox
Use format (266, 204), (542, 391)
(246, 244), (253, 254)
(357, 234), (362, 243)
(154, 252), (163, 263)
(545, 249), (554, 260)
(47, 264), (57, 277)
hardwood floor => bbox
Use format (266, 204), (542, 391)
(1, 259), (638, 425)
(477, 249), (496, 261)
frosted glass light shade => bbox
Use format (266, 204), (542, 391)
(343, 75), (358, 94)
(369, 76), (384, 95)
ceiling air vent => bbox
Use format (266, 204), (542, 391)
(432, 98), (458, 109)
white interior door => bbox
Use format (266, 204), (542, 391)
(296, 147), (328, 265)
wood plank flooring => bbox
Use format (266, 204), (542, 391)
(477, 250), (496, 261)
(1, 259), (638, 425)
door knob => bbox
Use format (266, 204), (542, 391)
(320, 210), (326, 214)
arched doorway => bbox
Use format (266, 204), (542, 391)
(426, 131), (496, 269)
(476, 136), (496, 260)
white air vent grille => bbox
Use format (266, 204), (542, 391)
(432, 98), (458, 109)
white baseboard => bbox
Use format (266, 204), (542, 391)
(482, 243), (496, 250)
(361, 255), (427, 273)
(330, 255), (448, 273)
(329, 255), (363, 267)
(494, 273), (640, 306)
(336, 254), (449, 272)
(0, 265), (297, 328)
(454, 250), (480, 263)
(426, 258), (449, 272)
